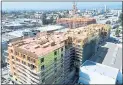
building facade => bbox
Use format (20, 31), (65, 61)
(56, 17), (96, 29)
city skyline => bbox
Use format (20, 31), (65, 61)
(2, 2), (122, 11)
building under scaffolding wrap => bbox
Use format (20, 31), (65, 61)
(8, 24), (111, 84)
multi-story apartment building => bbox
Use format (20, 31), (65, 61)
(8, 24), (111, 84)
(65, 24), (111, 75)
(8, 32), (76, 84)
(56, 17), (96, 29)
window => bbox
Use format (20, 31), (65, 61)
(41, 65), (45, 71)
(23, 62), (26, 65)
(54, 63), (57, 67)
(12, 56), (14, 59)
(42, 78), (45, 83)
(27, 57), (30, 61)
(16, 58), (20, 62)
(61, 48), (63, 51)
(55, 69), (57, 72)
(33, 59), (35, 63)
(54, 51), (57, 55)
(15, 52), (18, 55)
(65, 45), (68, 49)
(61, 54), (63, 57)
(23, 55), (26, 58)
(13, 67), (15, 70)
(22, 61), (26, 65)
(54, 57), (57, 61)
(14, 73), (16, 76)
(10, 49), (13, 53)
(41, 72), (45, 76)
(61, 64), (63, 67)
(30, 64), (36, 70)
(41, 58), (44, 63)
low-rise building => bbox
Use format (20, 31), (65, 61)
(78, 60), (120, 84)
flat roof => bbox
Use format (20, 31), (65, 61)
(2, 34), (19, 42)
(36, 25), (65, 32)
(9, 32), (67, 57)
(8, 29), (30, 37)
(79, 60), (119, 84)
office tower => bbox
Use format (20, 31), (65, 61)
(104, 5), (107, 13)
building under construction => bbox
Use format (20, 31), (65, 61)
(8, 24), (111, 84)
(56, 2), (96, 29)
(57, 17), (96, 29)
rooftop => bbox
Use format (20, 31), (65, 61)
(36, 25), (65, 32)
(2, 34), (19, 42)
(8, 24), (110, 58)
(9, 32), (67, 57)
(79, 60), (119, 84)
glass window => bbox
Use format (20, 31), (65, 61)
(61, 48), (63, 51)
(61, 54), (63, 57)
(41, 65), (45, 71)
(41, 58), (44, 63)
(12, 56), (14, 59)
(27, 57), (30, 61)
(54, 57), (57, 61)
(42, 78), (45, 83)
(23, 55), (26, 58)
(54, 51), (57, 55)
(10, 49), (13, 53)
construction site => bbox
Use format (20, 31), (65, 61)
(8, 24), (111, 84)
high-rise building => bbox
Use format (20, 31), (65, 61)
(104, 5), (107, 13)
(8, 24), (111, 84)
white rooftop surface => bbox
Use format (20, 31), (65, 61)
(36, 25), (64, 32)
(5, 22), (22, 27)
(79, 60), (119, 84)
(8, 29), (30, 37)
(2, 34), (19, 42)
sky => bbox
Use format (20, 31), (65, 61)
(2, 2), (122, 11)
